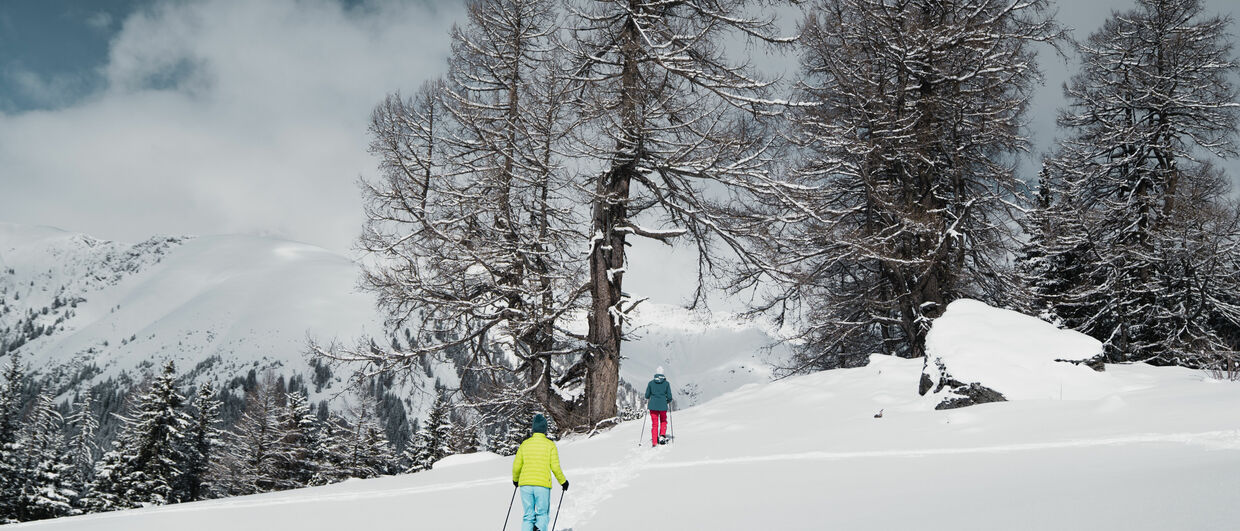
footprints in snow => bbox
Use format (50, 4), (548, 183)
(555, 443), (665, 529)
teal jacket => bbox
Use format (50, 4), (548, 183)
(645, 374), (672, 412)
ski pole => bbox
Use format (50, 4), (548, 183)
(668, 404), (674, 444)
(502, 485), (516, 530)
(551, 488), (566, 531)
(637, 408), (647, 447)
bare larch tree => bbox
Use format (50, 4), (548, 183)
(564, 0), (789, 426)
(348, 0), (589, 428)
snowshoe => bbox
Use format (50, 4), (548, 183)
(658, 435), (668, 445)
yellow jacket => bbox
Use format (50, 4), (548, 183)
(512, 433), (567, 488)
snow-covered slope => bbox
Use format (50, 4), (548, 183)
(0, 222), (384, 405)
(12, 354), (1240, 530)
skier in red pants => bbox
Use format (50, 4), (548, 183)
(645, 366), (673, 447)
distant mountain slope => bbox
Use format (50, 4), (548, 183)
(0, 223), (388, 406)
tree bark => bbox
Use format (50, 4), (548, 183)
(584, 166), (631, 427)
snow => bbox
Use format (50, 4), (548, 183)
(924, 299), (1112, 400)
(430, 452), (501, 469)
(13, 354), (1240, 530)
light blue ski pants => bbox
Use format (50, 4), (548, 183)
(520, 485), (551, 531)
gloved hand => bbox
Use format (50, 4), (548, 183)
(561, 480), (569, 491)
(513, 481), (519, 488)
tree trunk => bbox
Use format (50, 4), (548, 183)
(530, 340), (585, 429)
(584, 167), (630, 427)
(583, 8), (641, 428)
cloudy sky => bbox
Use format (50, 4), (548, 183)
(0, 0), (463, 250)
(1, 0), (1239, 304)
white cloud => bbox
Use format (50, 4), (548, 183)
(0, 0), (463, 254)
(85, 11), (114, 32)
(6, 68), (71, 104)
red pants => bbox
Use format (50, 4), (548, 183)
(650, 410), (668, 446)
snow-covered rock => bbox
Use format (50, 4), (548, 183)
(920, 299), (1105, 409)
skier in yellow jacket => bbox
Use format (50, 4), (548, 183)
(512, 414), (568, 531)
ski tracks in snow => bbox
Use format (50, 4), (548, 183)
(639, 429), (1240, 471)
(554, 442), (665, 530)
